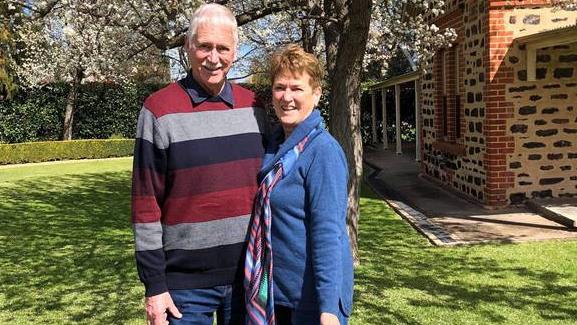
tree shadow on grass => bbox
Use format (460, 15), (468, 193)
(352, 186), (577, 325)
(3, 173), (577, 324)
(0, 171), (144, 324)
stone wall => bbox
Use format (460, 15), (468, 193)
(421, 0), (488, 203)
(500, 7), (577, 203)
(421, 0), (577, 207)
(458, 0), (488, 202)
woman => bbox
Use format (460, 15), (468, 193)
(245, 44), (353, 325)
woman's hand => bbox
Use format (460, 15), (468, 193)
(320, 312), (340, 325)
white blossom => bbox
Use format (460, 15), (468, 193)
(11, 0), (463, 85)
(13, 0), (191, 86)
(363, 0), (457, 77)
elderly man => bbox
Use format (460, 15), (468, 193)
(131, 4), (268, 325)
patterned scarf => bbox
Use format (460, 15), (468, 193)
(244, 127), (320, 325)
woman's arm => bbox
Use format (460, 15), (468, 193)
(305, 139), (349, 318)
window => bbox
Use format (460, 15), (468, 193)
(437, 44), (462, 142)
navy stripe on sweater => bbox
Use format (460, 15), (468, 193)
(167, 133), (264, 170)
(133, 133), (264, 172)
(135, 242), (246, 292)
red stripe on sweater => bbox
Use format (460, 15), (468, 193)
(132, 168), (166, 196)
(132, 196), (162, 223)
(162, 186), (256, 225)
(232, 84), (264, 109)
(144, 83), (193, 118)
(168, 158), (261, 197)
(144, 83), (263, 118)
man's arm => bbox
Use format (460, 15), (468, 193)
(132, 107), (181, 323)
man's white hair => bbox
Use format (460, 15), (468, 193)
(187, 3), (238, 46)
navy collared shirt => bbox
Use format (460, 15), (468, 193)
(178, 72), (234, 107)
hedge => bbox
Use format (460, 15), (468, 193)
(0, 139), (135, 165)
(0, 82), (164, 144)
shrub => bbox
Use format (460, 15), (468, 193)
(0, 139), (134, 165)
(0, 83), (67, 143)
(0, 82), (164, 144)
(73, 82), (163, 140)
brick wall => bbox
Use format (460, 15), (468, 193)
(484, 4), (517, 207)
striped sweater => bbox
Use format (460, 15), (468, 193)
(131, 79), (267, 297)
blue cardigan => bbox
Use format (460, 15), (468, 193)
(260, 110), (353, 317)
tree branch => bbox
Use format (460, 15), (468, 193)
(141, 30), (167, 50)
(125, 43), (154, 61)
(233, 46), (259, 64)
(236, 0), (307, 25)
(229, 71), (260, 81)
(298, 14), (339, 24)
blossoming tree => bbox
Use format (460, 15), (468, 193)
(9, 0), (456, 262)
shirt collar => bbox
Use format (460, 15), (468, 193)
(179, 71), (234, 107)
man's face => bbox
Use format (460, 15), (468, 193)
(187, 23), (236, 95)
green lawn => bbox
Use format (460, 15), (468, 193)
(352, 187), (577, 324)
(1, 158), (576, 324)
(0, 158), (142, 324)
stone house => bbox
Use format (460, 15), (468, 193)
(368, 0), (577, 208)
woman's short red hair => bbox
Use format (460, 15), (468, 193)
(269, 44), (324, 89)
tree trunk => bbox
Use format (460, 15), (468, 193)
(322, 0), (341, 83)
(62, 66), (84, 140)
(325, 0), (372, 266)
(301, 19), (320, 53)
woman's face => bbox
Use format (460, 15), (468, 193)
(272, 71), (321, 135)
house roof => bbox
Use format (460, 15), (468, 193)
(515, 24), (577, 81)
(368, 71), (420, 91)
(515, 24), (577, 45)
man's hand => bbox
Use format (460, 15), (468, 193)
(145, 292), (182, 325)
(320, 312), (340, 325)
